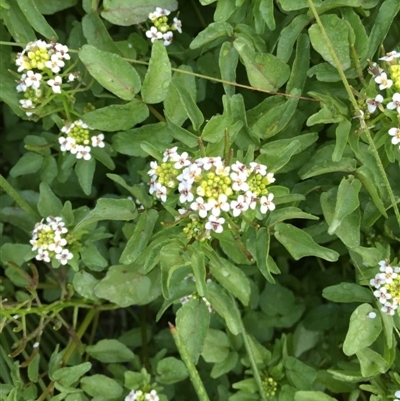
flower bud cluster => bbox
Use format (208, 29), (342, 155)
(125, 389), (159, 401)
(58, 120), (105, 161)
(365, 50), (400, 148)
(370, 260), (400, 316)
(30, 217), (73, 266)
(148, 147), (276, 239)
(262, 376), (278, 397)
(15, 40), (75, 116)
(146, 7), (182, 46)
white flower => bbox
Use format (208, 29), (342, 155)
(55, 43), (70, 60)
(388, 127), (400, 145)
(244, 191), (258, 210)
(190, 197), (211, 218)
(155, 183), (167, 202)
(395, 390), (400, 399)
(374, 287), (392, 304)
(231, 161), (248, 175)
(19, 99), (34, 116)
(178, 165), (201, 184)
(36, 248), (50, 263)
(145, 390), (159, 401)
(149, 11), (159, 20)
(230, 195), (249, 217)
(374, 72), (393, 90)
(51, 220), (68, 235)
(146, 26), (163, 43)
(91, 133), (105, 148)
(230, 172), (249, 192)
(366, 94), (384, 113)
(25, 70), (42, 90)
(378, 265), (398, 285)
(367, 312), (377, 319)
(149, 176), (158, 194)
(155, 7), (170, 16)
(249, 162), (267, 176)
(260, 193), (275, 214)
(178, 182), (194, 203)
(173, 17), (182, 33)
(48, 236), (67, 253)
(68, 73), (76, 82)
(387, 93), (400, 113)
(265, 172), (276, 184)
(163, 31), (173, 46)
(148, 161), (159, 176)
(205, 215), (225, 233)
(45, 54), (65, 73)
(163, 147), (178, 162)
(208, 194), (230, 216)
(59, 136), (75, 151)
(379, 50), (400, 61)
(379, 260), (392, 272)
(215, 165), (230, 177)
(381, 300), (397, 315)
(47, 76), (63, 93)
(76, 145), (92, 160)
(370, 275), (383, 289)
(55, 249), (74, 265)
(174, 152), (191, 169)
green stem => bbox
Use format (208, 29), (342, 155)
(0, 174), (40, 220)
(169, 323), (211, 401)
(230, 294), (267, 401)
(307, 0), (400, 226)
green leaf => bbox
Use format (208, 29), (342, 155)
(82, 99), (149, 132)
(328, 176), (361, 235)
(156, 357), (188, 384)
(286, 34), (310, 93)
(33, 0), (77, 14)
(295, 391), (338, 401)
(207, 251), (251, 306)
(323, 283), (374, 303)
(141, 40), (172, 104)
(72, 270), (99, 301)
(233, 38), (290, 91)
(332, 119), (351, 162)
(278, 0), (321, 11)
(94, 265), (161, 307)
(80, 374), (123, 399)
(37, 182), (63, 217)
(75, 158), (95, 196)
(79, 44), (141, 100)
(86, 339), (135, 363)
(74, 198), (137, 232)
(2, 2), (36, 43)
(16, 0), (57, 39)
(343, 303), (382, 356)
(172, 81), (204, 131)
(120, 210), (158, 264)
(357, 346), (392, 377)
(166, 117), (199, 148)
(259, 0), (275, 30)
(82, 12), (121, 54)
(10, 153), (43, 177)
(285, 357), (317, 390)
(191, 250), (207, 297)
(254, 227), (275, 283)
(219, 41), (239, 96)
(52, 363), (92, 387)
(211, 351), (239, 379)
(342, 8), (368, 63)
(101, 0), (178, 26)
(176, 299), (210, 364)
(308, 14), (351, 71)
(201, 329), (230, 363)
(274, 223), (339, 262)
(277, 15), (310, 63)
(367, 0), (400, 58)
(320, 188), (360, 248)
(190, 22), (233, 49)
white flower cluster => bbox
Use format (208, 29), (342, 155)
(395, 390), (400, 401)
(58, 120), (105, 161)
(125, 389), (159, 401)
(148, 147), (275, 239)
(30, 216), (73, 266)
(146, 7), (182, 46)
(15, 40), (74, 116)
(370, 260), (400, 316)
(366, 50), (400, 147)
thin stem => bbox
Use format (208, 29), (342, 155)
(307, 0), (400, 226)
(169, 323), (211, 401)
(0, 174), (40, 220)
(229, 294), (267, 401)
